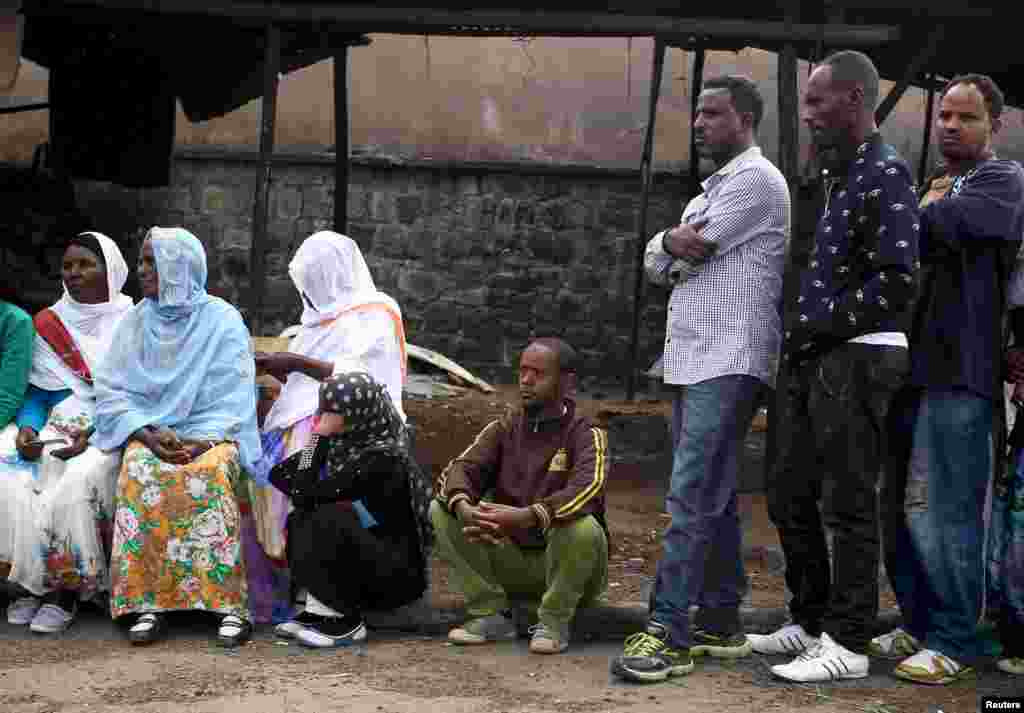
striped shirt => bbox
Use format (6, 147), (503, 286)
(645, 146), (791, 387)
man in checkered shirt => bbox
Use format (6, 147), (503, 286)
(611, 75), (791, 684)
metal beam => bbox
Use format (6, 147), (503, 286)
(875, 26), (944, 125)
(917, 76), (936, 187)
(0, 101), (50, 115)
(625, 37), (666, 402)
(688, 48), (706, 190)
(247, 22), (280, 337)
(333, 46), (349, 233)
(50, 1), (902, 43)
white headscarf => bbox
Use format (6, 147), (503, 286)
(263, 232), (407, 432)
(29, 232), (133, 399)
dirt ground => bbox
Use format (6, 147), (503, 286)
(0, 386), (1008, 713)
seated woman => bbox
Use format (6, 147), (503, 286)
(248, 231), (407, 622)
(269, 372), (432, 647)
(92, 227), (263, 647)
(1, 233), (133, 633)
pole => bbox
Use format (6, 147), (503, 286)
(333, 45), (350, 233)
(625, 37), (666, 401)
(248, 23), (280, 336)
(918, 77), (936, 188)
(765, 35), (800, 484)
(688, 47), (706, 192)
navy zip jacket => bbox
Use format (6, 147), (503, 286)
(908, 158), (1024, 400)
(784, 133), (920, 363)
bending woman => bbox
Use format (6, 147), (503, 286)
(1, 233), (133, 633)
(92, 227), (263, 647)
(269, 372), (432, 647)
(249, 231), (407, 622)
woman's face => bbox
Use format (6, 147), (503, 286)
(137, 238), (159, 300)
(62, 244), (108, 304)
(314, 411), (348, 436)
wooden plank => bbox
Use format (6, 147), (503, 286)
(247, 22), (280, 337)
(625, 37), (666, 402)
(688, 47), (706, 190)
(406, 343), (495, 393)
(875, 26), (944, 125)
(52, 1), (902, 43)
(333, 46), (349, 233)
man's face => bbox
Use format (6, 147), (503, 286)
(936, 82), (998, 164)
(802, 66), (855, 150)
(519, 344), (561, 412)
(693, 88), (746, 162)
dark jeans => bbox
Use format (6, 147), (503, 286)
(767, 343), (907, 653)
(885, 389), (993, 665)
(651, 374), (764, 649)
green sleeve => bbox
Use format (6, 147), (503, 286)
(0, 305), (35, 429)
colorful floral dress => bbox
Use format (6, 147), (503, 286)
(110, 442), (248, 618)
(0, 394), (120, 600)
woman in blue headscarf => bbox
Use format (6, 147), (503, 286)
(93, 227), (263, 647)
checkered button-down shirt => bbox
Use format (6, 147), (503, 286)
(645, 146), (791, 387)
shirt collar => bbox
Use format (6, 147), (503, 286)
(702, 146), (762, 191)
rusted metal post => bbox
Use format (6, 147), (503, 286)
(625, 37), (666, 401)
(765, 36), (800, 483)
(688, 47), (706, 192)
(333, 45), (350, 233)
(918, 76), (936, 187)
(248, 23), (280, 336)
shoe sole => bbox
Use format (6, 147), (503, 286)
(29, 623), (72, 634)
(297, 626), (368, 648)
(868, 644), (920, 660)
(690, 641), (753, 659)
(892, 666), (975, 685)
(448, 632), (517, 645)
(529, 643), (569, 655)
(610, 659), (695, 683)
(772, 668), (869, 682)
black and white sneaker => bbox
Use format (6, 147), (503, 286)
(296, 614), (367, 648)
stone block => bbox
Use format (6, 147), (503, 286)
(303, 184), (334, 219)
(526, 230), (554, 263)
(457, 175), (480, 196)
(451, 286), (488, 307)
(347, 222), (376, 254)
(347, 188), (370, 221)
(395, 194), (424, 225)
(294, 218), (331, 246)
(424, 301), (460, 333)
(551, 230), (578, 266)
(450, 259), (487, 286)
(273, 186), (302, 220)
(496, 198), (516, 229)
(370, 192), (394, 222)
(601, 195), (638, 231)
(479, 196), (497, 230)
(440, 231), (473, 262)
(397, 268), (443, 303)
(514, 201), (534, 228)
(407, 229), (440, 264)
(374, 224), (409, 259)
(496, 173), (527, 196)
(170, 187), (195, 214)
(567, 201), (592, 228)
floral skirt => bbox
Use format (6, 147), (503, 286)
(0, 423), (119, 600)
(110, 442), (248, 620)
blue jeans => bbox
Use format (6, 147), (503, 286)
(885, 389), (993, 665)
(651, 374), (763, 649)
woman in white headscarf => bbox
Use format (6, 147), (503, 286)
(248, 231), (407, 624)
(0, 232), (133, 634)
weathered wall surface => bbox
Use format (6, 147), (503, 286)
(71, 152), (691, 385)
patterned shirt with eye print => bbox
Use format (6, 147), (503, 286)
(784, 133), (920, 364)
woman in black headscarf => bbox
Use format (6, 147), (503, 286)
(269, 371), (433, 647)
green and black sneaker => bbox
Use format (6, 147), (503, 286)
(610, 622), (694, 683)
(690, 629), (753, 659)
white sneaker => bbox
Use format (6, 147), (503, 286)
(6, 596), (42, 626)
(770, 633), (870, 682)
(29, 603), (76, 634)
(296, 618), (367, 648)
(997, 657), (1024, 675)
(747, 623), (819, 655)
(868, 627), (921, 659)
(893, 649), (974, 685)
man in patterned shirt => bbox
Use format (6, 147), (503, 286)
(611, 75), (791, 683)
(749, 50), (920, 683)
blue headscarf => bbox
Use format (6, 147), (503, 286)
(92, 227), (265, 478)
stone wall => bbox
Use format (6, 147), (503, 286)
(73, 151), (696, 386)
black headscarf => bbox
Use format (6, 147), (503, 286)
(67, 232), (107, 268)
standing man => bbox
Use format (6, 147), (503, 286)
(611, 75), (791, 683)
(749, 50), (920, 683)
(879, 74), (1024, 685)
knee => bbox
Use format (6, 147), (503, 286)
(429, 499), (455, 531)
(548, 515), (607, 557)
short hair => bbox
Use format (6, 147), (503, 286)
(942, 73), (1005, 120)
(529, 337), (579, 374)
(820, 50), (880, 109)
(702, 75), (765, 130)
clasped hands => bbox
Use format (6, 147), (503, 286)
(663, 218), (714, 264)
(15, 426), (91, 462)
(133, 426), (216, 465)
(454, 500), (539, 546)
